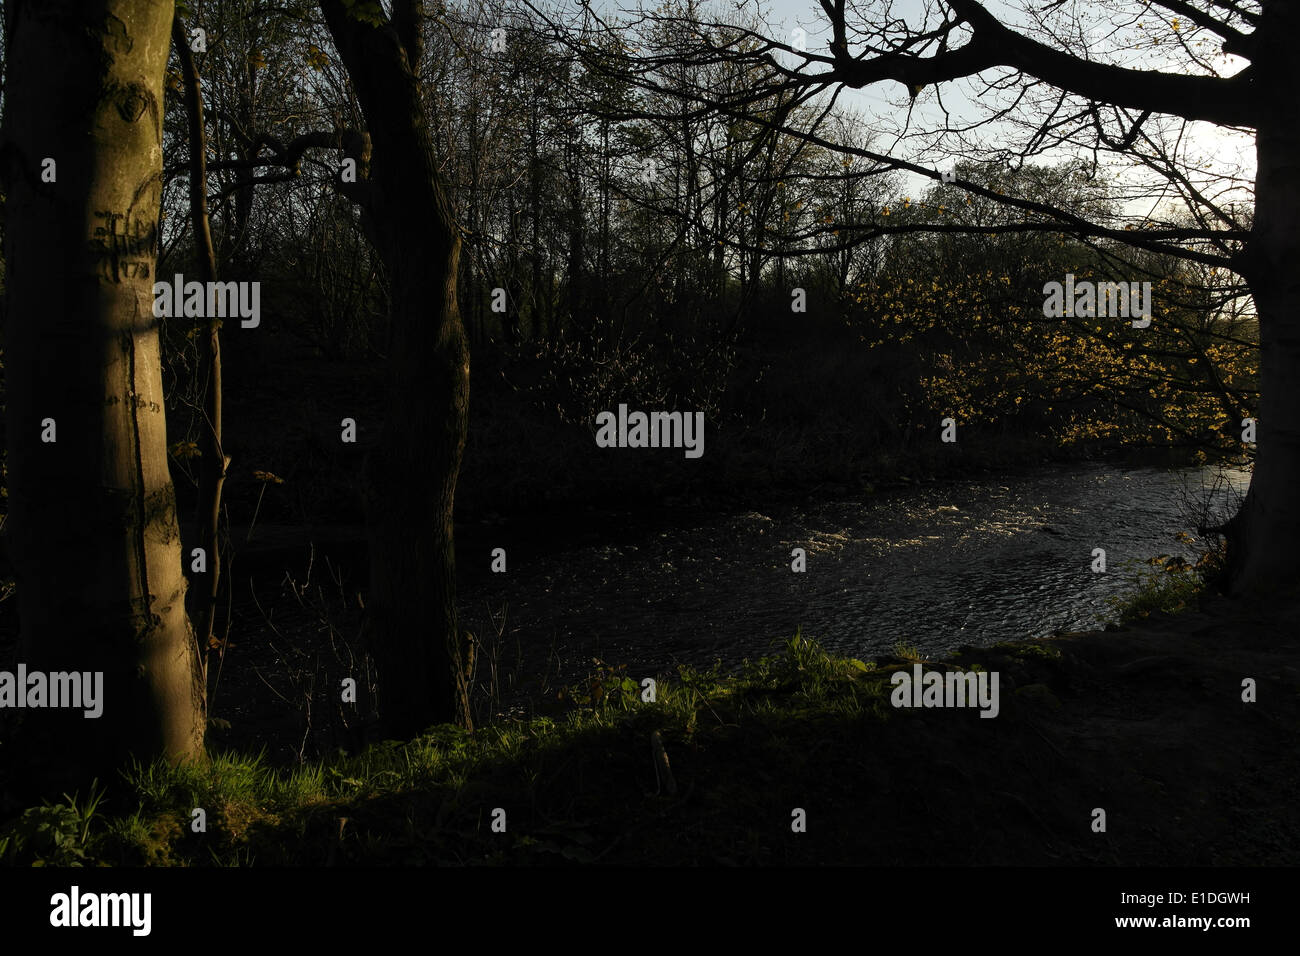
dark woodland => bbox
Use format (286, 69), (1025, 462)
(0, 0), (1290, 922)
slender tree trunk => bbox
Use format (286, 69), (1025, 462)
(466, 142), (483, 348)
(599, 120), (611, 323)
(566, 133), (583, 332)
(321, 0), (474, 735)
(506, 188), (521, 344)
(172, 15), (228, 667)
(1, 0), (205, 788)
(231, 54), (255, 273)
(529, 106), (544, 342)
(1225, 4), (1300, 596)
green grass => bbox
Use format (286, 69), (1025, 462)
(4, 560), (1272, 866)
(0, 779), (108, 866)
(0, 633), (920, 866)
(1104, 547), (1220, 624)
(5, 615), (1270, 866)
(0, 629), (1109, 866)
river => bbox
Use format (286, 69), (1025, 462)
(457, 462), (1251, 682)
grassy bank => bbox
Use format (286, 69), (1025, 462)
(3, 575), (1294, 866)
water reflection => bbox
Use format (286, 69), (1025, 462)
(460, 463), (1249, 678)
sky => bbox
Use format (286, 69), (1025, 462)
(580, 0), (1256, 221)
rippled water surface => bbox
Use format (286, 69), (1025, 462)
(459, 463), (1250, 676)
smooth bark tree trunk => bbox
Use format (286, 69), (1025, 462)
(1224, 3), (1300, 597)
(2, 0), (205, 788)
(320, 0), (474, 736)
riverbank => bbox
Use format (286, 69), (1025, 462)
(2, 589), (1294, 865)
(204, 328), (1218, 535)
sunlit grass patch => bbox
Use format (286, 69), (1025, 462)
(0, 632), (988, 866)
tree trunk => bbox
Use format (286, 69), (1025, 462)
(1225, 5), (1300, 596)
(1, 0), (205, 789)
(172, 14), (228, 671)
(566, 132), (583, 332)
(320, 0), (474, 735)
(529, 105), (544, 342)
(505, 188), (522, 344)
